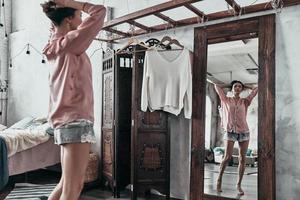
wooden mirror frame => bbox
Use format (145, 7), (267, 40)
(190, 15), (275, 200)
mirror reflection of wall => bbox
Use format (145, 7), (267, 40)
(204, 39), (258, 200)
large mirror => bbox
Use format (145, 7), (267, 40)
(190, 15), (276, 200)
(204, 39), (258, 199)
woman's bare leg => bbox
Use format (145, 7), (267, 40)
(48, 146), (64, 200)
(60, 143), (90, 200)
(217, 140), (234, 192)
(236, 140), (249, 195)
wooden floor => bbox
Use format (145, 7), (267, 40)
(204, 163), (257, 200)
(1, 164), (258, 200)
(0, 169), (61, 200)
(0, 169), (174, 200)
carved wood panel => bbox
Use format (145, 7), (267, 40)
(139, 111), (168, 129)
(102, 48), (115, 191)
(131, 47), (170, 199)
(140, 143), (163, 171)
(138, 132), (167, 178)
(103, 73), (113, 128)
(103, 130), (113, 176)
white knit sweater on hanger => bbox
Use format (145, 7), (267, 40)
(141, 48), (192, 119)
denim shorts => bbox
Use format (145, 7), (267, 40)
(54, 119), (96, 145)
(224, 131), (250, 142)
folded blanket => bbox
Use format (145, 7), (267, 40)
(0, 123), (50, 157)
(0, 136), (8, 191)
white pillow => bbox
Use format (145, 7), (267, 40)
(10, 117), (35, 129)
(33, 117), (48, 124)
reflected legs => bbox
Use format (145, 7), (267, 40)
(217, 140), (234, 192)
(236, 140), (249, 195)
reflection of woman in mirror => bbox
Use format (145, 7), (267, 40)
(213, 80), (258, 195)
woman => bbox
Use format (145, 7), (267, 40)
(214, 80), (258, 195)
(41, 0), (106, 199)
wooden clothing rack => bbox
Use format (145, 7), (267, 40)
(97, 0), (300, 42)
(116, 36), (184, 55)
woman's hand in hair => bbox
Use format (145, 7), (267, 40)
(207, 78), (214, 85)
(51, 0), (90, 12)
(50, 23), (55, 32)
(244, 84), (258, 90)
(214, 83), (231, 88)
(50, 0), (72, 7)
(47, 23), (56, 41)
(207, 78), (232, 88)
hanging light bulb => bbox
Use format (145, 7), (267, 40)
(26, 44), (30, 54)
(42, 56), (46, 63)
(9, 59), (12, 68)
(2, 0), (4, 7)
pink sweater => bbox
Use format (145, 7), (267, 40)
(215, 85), (258, 134)
(43, 5), (106, 128)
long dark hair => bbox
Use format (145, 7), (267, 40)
(230, 80), (245, 90)
(41, 1), (76, 26)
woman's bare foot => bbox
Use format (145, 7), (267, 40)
(217, 179), (222, 193)
(236, 184), (244, 195)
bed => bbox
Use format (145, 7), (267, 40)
(0, 117), (60, 190)
(8, 137), (60, 176)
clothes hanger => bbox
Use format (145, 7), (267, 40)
(160, 36), (184, 49)
(115, 37), (150, 54)
(145, 38), (168, 50)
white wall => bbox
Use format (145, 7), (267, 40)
(8, 29), (49, 123)
(276, 5), (300, 200)
(0, 0), (11, 125)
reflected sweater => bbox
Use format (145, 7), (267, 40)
(215, 85), (258, 134)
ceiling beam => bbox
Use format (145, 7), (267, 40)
(208, 32), (258, 44)
(242, 39), (251, 44)
(103, 0), (203, 28)
(153, 13), (178, 26)
(127, 20), (153, 32)
(104, 27), (131, 37)
(184, 4), (206, 19)
(94, 38), (119, 43)
(108, 13), (258, 39)
(247, 53), (259, 67)
(225, 0), (241, 14)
